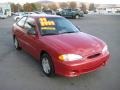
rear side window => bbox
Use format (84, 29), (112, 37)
(17, 17), (27, 27)
(24, 17), (35, 29)
(64, 9), (71, 12)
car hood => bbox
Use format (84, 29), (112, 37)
(42, 32), (105, 56)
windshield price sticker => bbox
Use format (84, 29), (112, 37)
(39, 18), (55, 26)
(41, 27), (56, 30)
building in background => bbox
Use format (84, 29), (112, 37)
(0, 3), (11, 17)
(95, 4), (120, 14)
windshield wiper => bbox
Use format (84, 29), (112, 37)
(60, 31), (77, 34)
(42, 33), (58, 36)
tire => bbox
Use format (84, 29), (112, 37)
(14, 36), (21, 50)
(80, 15), (84, 17)
(40, 53), (55, 77)
(75, 15), (80, 19)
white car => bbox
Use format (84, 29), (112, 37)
(14, 12), (38, 21)
(14, 12), (28, 21)
(14, 12), (47, 21)
(0, 14), (7, 19)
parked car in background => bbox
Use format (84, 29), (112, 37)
(56, 9), (84, 19)
(14, 12), (26, 21)
(14, 12), (38, 21)
(35, 11), (47, 14)
(0, 13), (7, 19)
(84, 10), (88, 14)
(43, 10), (56, 15)
(26, 12), (37, 15)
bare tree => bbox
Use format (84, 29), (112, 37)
(42, 5), (48, 10)
(11, 3), (17, 12)
(31, 3), (37, 11)
(23, 3), (33, 12)
(69, 1), (77, 9)
(59, 2), (68, 9)
(89, 3), (95, 11)
(81, 3), (87, 13)
(11, 3), (23, 12)
(48, 3), (58, 10)
(35, 3), (42, 11)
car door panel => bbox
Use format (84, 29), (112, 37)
(23, 33), (40, 59)
(14, 16), (40, 60)
(21, 17), (40, 60)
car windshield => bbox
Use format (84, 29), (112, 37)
(43, 10), (52, 14)
(64, 9), (71, 11)
(38, 17), (80, 36)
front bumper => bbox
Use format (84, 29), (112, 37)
(54, 53), (110, 77)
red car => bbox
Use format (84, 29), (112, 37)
(12, 14), (110, 77)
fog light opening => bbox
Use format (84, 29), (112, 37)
(69, 70), (78, 75)
(102, 62), (106, 66)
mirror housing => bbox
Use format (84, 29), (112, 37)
(76, 26), (80, 31)
(27, 29), (36, 35)
(28, 22), (35, 27)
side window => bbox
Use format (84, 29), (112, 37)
(24, 17), (35, 29)
(17, 17), (27, 27)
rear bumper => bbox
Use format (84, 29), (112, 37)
(54, 53), (110, 77)
(0, 16), (7, 19)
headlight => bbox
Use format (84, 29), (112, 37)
(102, 45), (108, 53)
(59, 54), (83, 61)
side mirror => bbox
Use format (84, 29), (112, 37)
(14, 17), (20, 22)
(16, 18), (19, 22)
(76, 26), (80, 31)
(28, 22), (35, 27)
(27, 29), (36, 35)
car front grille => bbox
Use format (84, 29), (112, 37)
(87, 53), (101, 59)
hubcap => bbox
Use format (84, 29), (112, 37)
(76, 15), (79, 19)
(42, 57), (50, 74)
(14, 38), (18, 48)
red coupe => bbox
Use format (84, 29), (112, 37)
(12, 14), (110, 77)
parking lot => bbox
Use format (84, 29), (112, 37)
(0, 15), (120, 90)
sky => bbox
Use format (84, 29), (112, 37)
(0, 0), (120, 4)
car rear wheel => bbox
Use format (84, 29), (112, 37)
(75, 15), (80, 19)
(40, 53), (55, 77)
(14, 37), (21, 50)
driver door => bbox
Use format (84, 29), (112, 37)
(22, 17), (40, 59)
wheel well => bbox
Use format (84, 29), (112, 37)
(40, 50), (48, 58)
(75, 14), (80, 16)
(40, 50), (54, 63)
(13, 35), (15, 40)
(13, 35), (15, 38)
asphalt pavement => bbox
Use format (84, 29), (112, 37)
(0, 15), (120, 90)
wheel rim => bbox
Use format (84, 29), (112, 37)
(14, 38), (18, 48)
(42, 57), (50, 74)
(76, 15), (79, 19)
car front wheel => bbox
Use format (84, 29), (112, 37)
(75, 15), (80, 19)
(40, 53), (55, 77)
